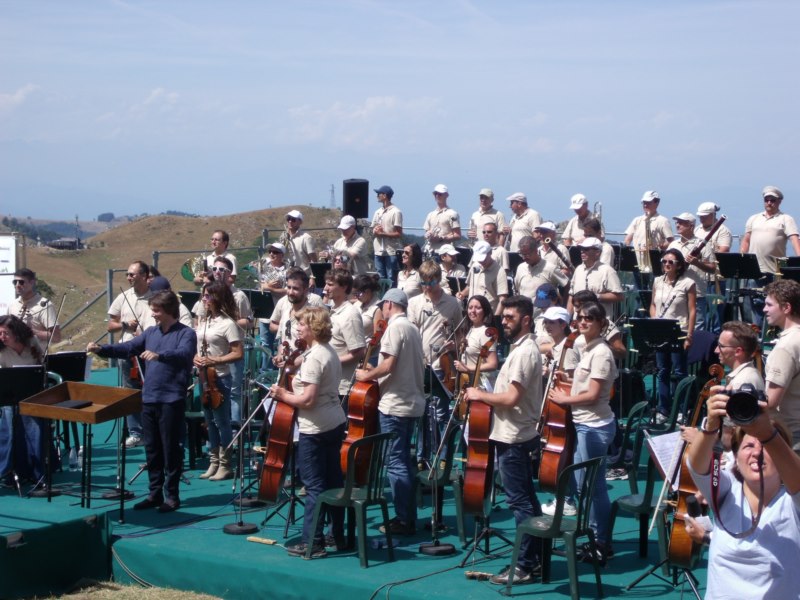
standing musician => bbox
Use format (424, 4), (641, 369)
(462, 296), (544, 585)
(536, 222), (571, 276)
(331, 215), (369, 276)
(623, 191), (674, 288)
(514, 236), (569, 304)
(7, 268), (61, 344)
(0, 315), (46, 485)
(650, 249), (696, 420)
(566, 237), (624, 319)
(371, 185), (404, 282)
(467, 188), (507, 248)
(563, 193), (604, 247)
(581, 218), (615, 267)
(480, 222), (510, 272)
(142, 277), (193, 328)
(423, 184), (462, 255)
(504, 193), (542, 252)
(571, 290), (627, 361)
(193, 230), (238, 285)
(323, 269), (365, 398)
(284, 210), (318, 287)
(269, 267), (324, 362)
(548, 301), (618, 564)
(397, 243), (423, 300)
(269, 307), (347, 559)
(108, 260), (152, 448)
(452, 295), (500, 390)
(352, 274), (382, 344)
(457, 241), (509, 316)
(88, 291), (196, 513)
(355, 289), (426, 536)
(258, 242), (288, 355)
(536, 306), (578, 384)
(194, 281), (243, 481)
(668, 212), (716, 332)
(695, 202), (732, 253)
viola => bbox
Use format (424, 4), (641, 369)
(340, 319), (388, 484)
(257, 339), (306, 503)
(461, 328), (500, 516)
(538, 330), (580, 492)
(668, 363), (724, 569)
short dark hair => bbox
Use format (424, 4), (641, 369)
(213, 230), (230, 244)
(149, 290), (180, 319)
(14, 268), (36, 280)
(764, 279), (800, 317)
(353, 273), (380, 293)
(721, 321), (759, 356)
(501, 295), (533, 321)
(325, 268), (353, 294)
(131, 261), (150, 277)
(518, 236), (539, 251)
(285, 266), (310, 288)
(661, 248), (687, 278)
(582, 218), (602, 235)
(213, 256), (234, 271)
(0, 315), (39, 361)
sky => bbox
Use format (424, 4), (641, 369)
(1, 0), (798, 240)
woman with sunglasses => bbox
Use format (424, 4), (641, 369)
(650, 248), (696, 419)
(548, 301), (618, 563)
(453, 294), (500, 389)
(194, 281), (243, 481)
(397, 243), (423, 299)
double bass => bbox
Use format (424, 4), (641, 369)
(462, 327), (500, 516)
(340, 319), (388, 483)
(257, 339), (307, 503)
(538, 330), (580, 492)
(668, 363), (724, 568)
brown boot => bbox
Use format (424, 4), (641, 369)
(199, 447), (220, 479)
(210, 447), (233, 481)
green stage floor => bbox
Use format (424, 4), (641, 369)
(1, 368), (707, 599)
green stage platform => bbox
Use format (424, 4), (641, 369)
(1, 368), (707, 599)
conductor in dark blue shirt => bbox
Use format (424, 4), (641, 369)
(88, 290), (196, 512)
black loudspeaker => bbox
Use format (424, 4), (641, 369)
(343, 179), (369, 220)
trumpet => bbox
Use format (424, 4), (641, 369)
(181, 254), (207, 282)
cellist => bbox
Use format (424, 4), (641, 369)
(462, 296), (544, 586)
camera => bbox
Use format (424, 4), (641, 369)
(726, 384), (766, 425)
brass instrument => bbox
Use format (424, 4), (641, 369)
(423, 226), (440, 260)
(640, 215), (654, 274)
(593, 200), (603, 224)
(280, 225), (296, 267)
(260, 262), (287, 289)
(181, 254), (207, 282)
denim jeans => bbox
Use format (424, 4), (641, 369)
(0, 407), (46, 482)
(495, 438), (543, 572)
(259, 321), (276, 369)
(229, 357), (244, 425)
(203, 374), (233, 448)
(379, 412), (417, 525)
(374, 254), (398, 283)
(142, 401), (185, 503)
(573, 421), (616, 546)
(298, 422), (346, 545)
(121, 358), (144, 438)
(655, 349), (687, 414)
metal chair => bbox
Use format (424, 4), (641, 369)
(504, 457), (604, 599)
(305, 431), (397, 567)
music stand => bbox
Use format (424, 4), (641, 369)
(507, 251), (523, 274)
(786, 257), (800, 267)
(310, 262), (332, 286)
(245, 289), (275, 321)
(568, 246), (582, 268)
(45, 352), (87, 476)
(780, 267), (800, 282)
(609, 242), (623, 271)
(447, 276), (467, 297)
(619, 246), (639, 273)
(0, 366), (46, 497)
(716, 253), (762, 321)
(455, 246), (472, 269)
(628, 318), (682, 407)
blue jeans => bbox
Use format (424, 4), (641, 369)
(573, 421), (616, 546)
(655, 349), (687, 414)
(379, 412), (417, 525)
(0, 407), (46, 482)
(203, 374), (233, 448)
(374, 254), (398, 282)
(259, 321), (276, 369)
(298, 422), (346, 545)
(142, 401), (185, 503)
(229, 357), (244, 425)
(496, 438), (542, 572)
(121, 358), (144, 438)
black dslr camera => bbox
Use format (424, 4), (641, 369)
(726, 383), (766, 426)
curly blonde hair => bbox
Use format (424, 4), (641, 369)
(297, 306), (332, 344)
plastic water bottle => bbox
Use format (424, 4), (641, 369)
(68, 447), (78, 471)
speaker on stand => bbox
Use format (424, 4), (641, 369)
(343, 179), (369, 221)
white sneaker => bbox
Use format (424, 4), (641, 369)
(125, 435), (143, 448)
(541, 499), (557, 516)
(541, 498), (577, 516)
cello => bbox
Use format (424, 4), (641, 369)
(340, 319), (388, 483)
(538, 330), (580, 492)
(257, 339), (307, 503)
(462, 328), (500, 516)
(668, 363), (724, 569)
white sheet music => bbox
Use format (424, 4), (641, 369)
(645, 430), (683, 492)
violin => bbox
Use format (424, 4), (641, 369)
(462, 328), (500, 516)
(538, 330), (580, 492)
(340, 319), (388, 483)
(668, 363), (724, 569)
(198, 338), (223, 410)
(257, 339), (306, 503)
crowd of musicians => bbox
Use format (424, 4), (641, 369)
(2, 183), (800, 595)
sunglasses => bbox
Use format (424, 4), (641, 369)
(12, 279), (26, 286)
(286, 216), (298, 222)
(402, 250), (411, 255)
(211, 266), (230, 272)
(211, 237), (223, 242)
(269, 249), (282, 255)
(764, 198), (780, 203)
(576, 315), (597, 322)
(126, 272), (139, 277)
(482, 230), (495, 235)
(202, 293), (212, 300)
(420, 280), (437, 287)
(660, 259), (676, 265)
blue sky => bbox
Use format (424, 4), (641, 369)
(1, 1), (797, 240)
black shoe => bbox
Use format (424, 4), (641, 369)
(324, 534), (350, 550)
(157, 500), (180, 513)
(286, 542), (327, 559)
(489, 564), (538, 585)
(579, 542), (611, 566)
(133, 496), (163, 510)
(379, 517), (416, 536)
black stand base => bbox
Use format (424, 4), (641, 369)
(419, 540), (456, 556)
(625, 557), (701, 600)
(102, 488), (135, 500)
(459, 522), (514, 567)
(234, 494), (266, 509)
(223, 521), (259, 535)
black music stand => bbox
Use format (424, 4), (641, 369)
(786, 257), (800, 267)
(0, 366), (47, 497)
(507, 251), (523, 274)
(447, 276), (467, 297)
(310, 262), (332, 286)
(455, 246), (472, 269)
(568, 246), (582, 268)
(609, 242), (623, 271)
(780, 267), (800, 282)
(178, 290), (201, 314)
(245, 289), (275, 321)
(628, 318), (683, 407)
(45, 352), (87, 469)
(716, 252), (762, 321)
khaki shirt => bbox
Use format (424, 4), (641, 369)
(424, 207), (461, 252)
(652, 275), (695, 333)
(465, 260), (509, 312)
(765, 326), (800, 449)
(9, 293), (58, 333)
(514, 260), (569, 299)
(408, 292), (464, 369)
(397, 269), (422, 299)
(695, 223), (733, 252)
(195, 314), (243, 377)
(109, 288), (153, 342)
(371, 204), (403, 256)
(539, 242), (572, 272)
(668, 237), (716, 295)
(745, 211), (799, 275)
(727, 361), (764, 391)
(377, 314), (426, 418)
(293, 343), (346, 435)
(490, 333), (542, 444)
(330, 300), (366, 394)
(562, 214), (605, 245)
(270, 294), (325, 345)
(468, 208), (506, 244)
(287, 231), (316, 277)
(508, 208), (542, 252)
(333, 234), (369, 276)
(570, 337), (617, 425)
(625, 214), (673, 272)
(570, 262), (623, 317)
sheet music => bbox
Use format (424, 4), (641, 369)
(645, 430), (683, 492)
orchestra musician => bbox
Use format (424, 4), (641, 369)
(142, 277), (193, 328)
(330, 215), (369, 276)
(581, 218), (615, 267)
(437, 244), (467, 291)
(457, 241), (509, 316)
(504, 193), (542, 252)
(668, 212), (716, 332)
(467, 188), (507, 248)
(423, 184), (462, 254)
(194, 281), (243, 481)
(88, 291), (196, 512)
(270, 307), (347, 559)
(284, 210), (318, 288)
(480, 221), (510, 272)
(194, 230), (238, 285)
(695, 202), (731, 334)
(352, 274), (382, 344)
(355, 289), (426, 536)
(322, 269), (366, 399)
(571, 290), (627, 361)
(514, 236), (569, 306)
(397, 243), (423, 299)
(462, 296), (544, 585)
(623, 191), (674, 288)
(269, 267), (324, 364)
(452, 295), (500, 389)
(7, 268), (61, 344)
(371, 185), (404, 282)
(562, 193), (604, 247)
(566, 237), (624, 319)
(258, 242), (288, 356)
(548, 301), (618, 564)
(535, 222), (572, 277)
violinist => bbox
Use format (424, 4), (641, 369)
(462, 296), (544, 585)
(548, 301), (618, 565)
(269, 307), (347, 559)
(88, 291), (196, 512)
(453, 295), (499, 390)
(194, 281), (243, 481)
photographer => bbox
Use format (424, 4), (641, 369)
(687, 387), (800, 599)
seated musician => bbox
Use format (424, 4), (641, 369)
(270, 307), (347, 558)
(462, 296), (544, 585)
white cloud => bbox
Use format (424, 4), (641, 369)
(0, 84), (39, 114)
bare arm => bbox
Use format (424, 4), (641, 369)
(462, 380), (523, 408)
(740, 231), (751, 253)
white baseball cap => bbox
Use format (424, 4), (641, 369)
(570, 193), (588, 209)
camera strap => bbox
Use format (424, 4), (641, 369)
(709, 445), (764, 538)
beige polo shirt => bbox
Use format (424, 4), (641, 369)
(668, 237), (716, 296)
(371, 204), (403, 256)
(764, 326), (800, 449)
(508, 208), (542, 252)
(490, 333), (543, 444)
(408, 291), (464, 369)
(333, 233), (369, 276)
(293, 342), (346, 435)
(569, 262), (623, 317)
(330, 300), (366, 394)
(514, 260), (569, 299)
(745, 211), (800, 275)
(424, 206), (461, 252)
(570, 337), (617, 425)
(625, 214), (673, 272)
(465, 260), (509, 312)
(377, 314), (426, 418)
(652, 275), (695, 333)
(195, 314), (243, 377)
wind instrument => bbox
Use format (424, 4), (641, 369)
(641, 215), (654, 274)
(544, 237), (574, 275)
(280, 224), (296, 267)
(181, 254), (207, 282)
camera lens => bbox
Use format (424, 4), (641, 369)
(726, 386), (760, 425)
